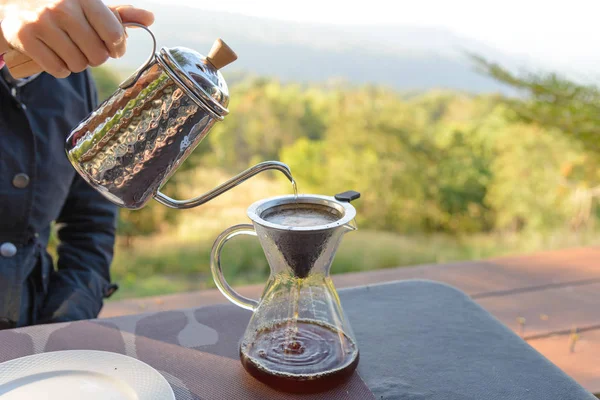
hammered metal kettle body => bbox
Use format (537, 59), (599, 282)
(64, 25), (293, 209)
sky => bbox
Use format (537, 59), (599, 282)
(143, 0), (600, 75)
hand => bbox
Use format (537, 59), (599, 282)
(0, 1), (154, 78)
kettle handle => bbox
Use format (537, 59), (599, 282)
(118, 23), (158, 90)
(210, 224), (260, 312)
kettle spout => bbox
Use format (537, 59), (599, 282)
(268, 161), (294, 184)
(253, 161), (295, 189)
(154, 161), (294, 209)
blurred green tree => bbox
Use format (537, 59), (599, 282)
(471, 55), (600, 152)
(87, 64), (600, 240)
(473, 55), (600, 230)
(91, 66), (120, 101)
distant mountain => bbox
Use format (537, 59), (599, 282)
(108, 1), (526, 93)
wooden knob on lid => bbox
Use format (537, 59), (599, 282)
(206, 39), (237, 70)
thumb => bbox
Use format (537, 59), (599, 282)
(110, 5), (155, 27)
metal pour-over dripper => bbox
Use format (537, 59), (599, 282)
(250, 194), (358, 279)
(210, 191), (361, 393)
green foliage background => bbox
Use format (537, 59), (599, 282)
(89, 61), (600, 299)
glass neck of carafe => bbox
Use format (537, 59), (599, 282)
(254, 221), (356, 278)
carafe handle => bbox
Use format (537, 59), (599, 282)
(210, 224), (259, 311)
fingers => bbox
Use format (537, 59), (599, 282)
(37, 23), (89, 73)
(21, 38), (70, 78)
(1, 0), (155, 78)
(81, 0), (126, 58)
(2, 12), (69, 78)
(113, 5), (155, 26)
(61, 16), (109, 67)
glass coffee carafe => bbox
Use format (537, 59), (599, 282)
(210, 191), (361, 393)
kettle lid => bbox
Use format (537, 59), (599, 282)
(157, 39), (237, 118)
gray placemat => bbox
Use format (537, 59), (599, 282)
(341, 280), (596, 400)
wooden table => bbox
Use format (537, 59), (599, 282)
(102, 247), (600, 394)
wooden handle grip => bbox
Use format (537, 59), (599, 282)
(4, 50), (41, 79)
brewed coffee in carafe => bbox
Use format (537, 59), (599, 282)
(210, 192), (361, 393)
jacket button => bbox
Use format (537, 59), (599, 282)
(0, 242), (17, 258)
(12, 173), (30, 189)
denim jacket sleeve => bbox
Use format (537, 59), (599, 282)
(37, 75), (119, 323)
(37, 174), (118, 323)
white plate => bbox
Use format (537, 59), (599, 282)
(0, 350), (175, 400)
